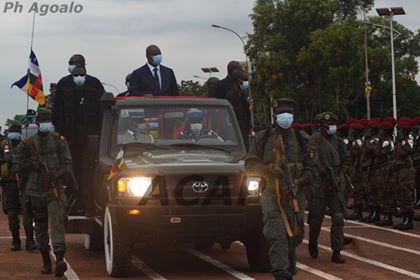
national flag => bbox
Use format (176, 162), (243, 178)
(107, 146), (126, 181)
(11, 50), (46, 106)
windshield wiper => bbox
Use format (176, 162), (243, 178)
(123, 143), (171, 150)
(169, 143), (231, 153)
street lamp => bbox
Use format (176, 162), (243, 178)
(376, 6), (405, 120)
(201, 67), (219, 77)
(211, 24), (254, 127)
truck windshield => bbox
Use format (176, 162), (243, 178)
(115, 105), (243, 149)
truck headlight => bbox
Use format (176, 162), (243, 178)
(117, 177), (152, 197)
(247, 177), (261, 195)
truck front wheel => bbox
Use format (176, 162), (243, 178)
(104, 206), (132, 277)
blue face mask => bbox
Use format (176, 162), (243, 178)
(327, 125), (337, 135)
(7, 132), (21, 141)
(39, 122), (54, 133)
(152, 54), (162, 66)
(73, 75), (86, 86)
(68, 65), (77, 74)
(240, 80), (250, 91)
(276, 113), (294, 129)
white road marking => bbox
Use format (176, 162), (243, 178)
(296, 263), (343, 280)
(132, 255), (167, 280)
(316, 224), (420, 256)
(302, 239), (420, 279)
(185, 247), (254, 280)
(305, 211), (420, 239)
(234, 242), (341, 280)
(50, 250), (80, 280)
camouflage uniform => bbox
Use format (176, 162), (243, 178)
(13, 109), (72, 276)
(1, 121), (37, 251)
(389, 125), (415, 230)
(245, 99), (318, 280)
(309, 112), (351, 263)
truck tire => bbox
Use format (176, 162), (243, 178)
(244, 232), (270, 272)
(104, 206), (132, 277)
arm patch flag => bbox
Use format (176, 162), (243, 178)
(11, 50), (46, 106)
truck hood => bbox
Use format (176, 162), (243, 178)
(122, 149), (245, 175)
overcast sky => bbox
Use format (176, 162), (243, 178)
(0, 0), (418, 128)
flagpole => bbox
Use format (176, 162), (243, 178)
(25, 11), (36, 137)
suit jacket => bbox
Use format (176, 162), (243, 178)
(208, 77), (233, 99)
(128, 64), (179, 96)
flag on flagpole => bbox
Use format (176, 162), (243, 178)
(11, 50), (46, 106)
(107, 146), (126, 181)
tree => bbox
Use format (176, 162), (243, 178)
(178, 80), (207, 96)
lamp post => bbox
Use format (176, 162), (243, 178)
(376, 7), (405, 120)
(211, 24), (254, 127)
(193, 75), (207, 80)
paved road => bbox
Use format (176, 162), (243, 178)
(1, 209), (420, 279)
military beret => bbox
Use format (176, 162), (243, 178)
(8, 120), (22, 132)
(317, 112), (337, 123)
(338, 123), (349, 131)
(380, 121), (394, 131)
(358, 118), (369, 126)
(398, 120), (412, 129)
(383, 117), (397, 125)
(272, 98), (296, 109)
(368, 119), (381, 129)
(350, 122), (365, 131)
(291, 123), (301, 129)
(36, 108), (52, 121)
(398, 117), (414, 126)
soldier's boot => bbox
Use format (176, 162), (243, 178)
(365, 208), (381, 224)
(11, 231), (21, 251)
(348, 203), (363, 220)
(308, 238), (318, 259)
(361, 207), (374, 222)
(343, 236), (352, 246)
(415, 192), (420, 209)
(41, 251), (52, 274)
(331, 251), (345, 263)
(375, 214), (393, 226)
(55, 252), (68, 277)
(393, 210), (414, 231)
(25, 231), (38, 251)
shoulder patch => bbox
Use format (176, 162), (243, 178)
(59, 136), (66, 141)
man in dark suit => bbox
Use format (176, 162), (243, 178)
(208, 60), (242, 99)
(129, 45), (179, 96)
(53, 54), (104, 131)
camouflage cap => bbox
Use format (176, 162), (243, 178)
(272, 98), (296, 109)
(36, 108), (52, 122)
(317, 112), (337, 123)
(8, 120), (22, 132)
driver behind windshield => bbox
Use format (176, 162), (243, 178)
(179, 109), (222, 141)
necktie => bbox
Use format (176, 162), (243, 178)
(153, 67), (160, 89)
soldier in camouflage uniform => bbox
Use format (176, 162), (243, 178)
(388, 120), (416, 230)
(413, 117), (420, 220)
(309, 112), (351, 263)
(13, 109), (72, 276)
(373, 121), (396, 226)
(0, 120), (37, 251)
(346, 122), (365, 219)
(245, 98), (318, 280)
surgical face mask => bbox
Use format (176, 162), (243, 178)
(39, 122), (54, 133)
(73, 75), (86, 86)
(275, 113), (294, 129)
(68, 64), (77, 74)
(240, 80), (249, 91)
(152, 54), (162, 65)
(7, 132), (21, 141)
(190, 123), (202, 134)
(327, 125), (337, 135)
